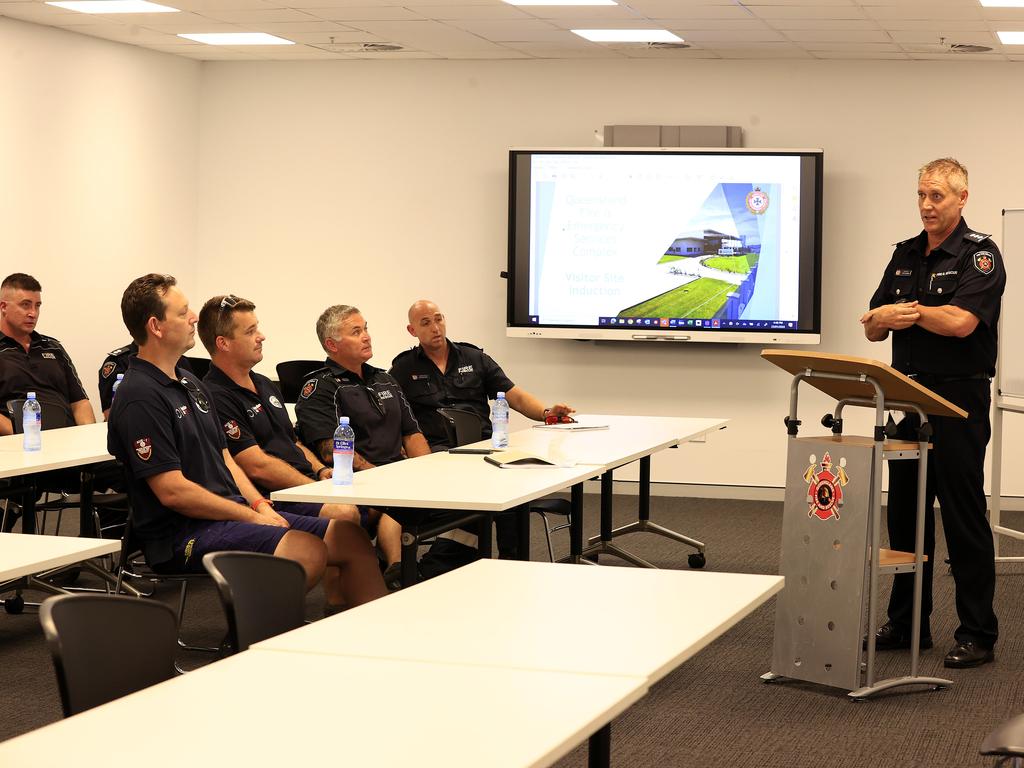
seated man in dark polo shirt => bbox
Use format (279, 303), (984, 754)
(0, 273), (96, 435)
(98, 341), (194, 419)
(108, 274), (386, 610)
(295, 304), (479, 581)
(390, 299), (574, 450)
(196, 293), (401, 571)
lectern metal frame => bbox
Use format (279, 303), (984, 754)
(759, 350), (962, 700)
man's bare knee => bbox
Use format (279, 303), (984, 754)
(274, 530), (328, 590)
(320, 503), (360, 525)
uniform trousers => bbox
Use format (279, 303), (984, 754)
(886, 377), (998, 648)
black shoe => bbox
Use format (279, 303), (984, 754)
(943, 640), (994, 668)
(864, 621), (933, 651)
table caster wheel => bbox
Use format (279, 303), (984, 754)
(688, 552), (706, 569)
(4, 595), (25, 614)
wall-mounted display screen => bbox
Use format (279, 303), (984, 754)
(507, 148), (823, 344)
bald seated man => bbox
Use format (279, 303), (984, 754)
(389, 300), (574, 451)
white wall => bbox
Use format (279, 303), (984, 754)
(194, 58), (1024, 494)
(0, 17), (201, 412)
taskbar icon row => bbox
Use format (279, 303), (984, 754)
(599, 317), (797, 330)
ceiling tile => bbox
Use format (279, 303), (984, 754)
(444, 19), (572, 41)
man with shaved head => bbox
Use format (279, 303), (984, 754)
(390, 299), (573, 451)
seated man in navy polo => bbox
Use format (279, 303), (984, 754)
(196, 293), (402, 576)
(0, 273), (96, 435)
(295, 304), (479, 581)
(98, 342), (194, 420)
(108, 274), (386, 609)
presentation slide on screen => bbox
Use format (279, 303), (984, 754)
(528, 154), (803, 328)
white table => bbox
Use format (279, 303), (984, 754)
(0, 532), (120, 613)
(0, 423), (113, 535)
(0, 647), (648, 768)
(272, 414), (727, 569)
(0, 532), (120, 582)
(257, 559), (782, 685)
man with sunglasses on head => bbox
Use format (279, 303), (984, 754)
(295, 304), (480, 582)
(196, 294), (401, 571)
(108, 276), (386, 610)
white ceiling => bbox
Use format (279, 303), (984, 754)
(5, 0), (1024, 62)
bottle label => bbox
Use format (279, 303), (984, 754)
(334, 438), (354, 453)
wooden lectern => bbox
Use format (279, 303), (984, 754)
(759, 349), (966, 699)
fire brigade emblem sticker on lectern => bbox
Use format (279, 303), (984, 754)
(803, 452), (849, 521)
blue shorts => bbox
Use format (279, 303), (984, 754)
(275, 501), (324, 518)
(158, 508), (329, 573)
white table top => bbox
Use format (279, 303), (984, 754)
(0, 422), (111, 480)
(0, 649), (648, 768)
(271, 440), (601, 510)
(0, 533), (120, 582)
(270, 414), (728, 510)
(256, 559), (784, 685)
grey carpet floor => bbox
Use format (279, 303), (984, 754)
(3, 495), (1023, 768)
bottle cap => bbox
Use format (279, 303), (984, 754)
(496, 391), (505, 399)
(339, 416), (350, 425)
(26, 392), (36, 399)
(116, 374), (124, 381)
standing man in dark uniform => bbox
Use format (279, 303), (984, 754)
(295, 303), (478, 581)
(98, 341), (194, 419)
(0, 273), (96, 434)
(390, 299), (574, 450)
(861, 158), (1004, 668)
(108, 275), (385, 609)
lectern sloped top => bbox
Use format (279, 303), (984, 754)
(761, 349), (967, 419)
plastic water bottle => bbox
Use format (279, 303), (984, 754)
(22, 392), (42, 452)
(112, 373), (124, 399)
(491, 391), (509, 449)
(332, 416), (355, 486)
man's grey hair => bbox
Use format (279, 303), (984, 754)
(919, 157), (968, 195)
(316, 304), (361, 352)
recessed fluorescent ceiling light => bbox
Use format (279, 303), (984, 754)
(572, 29), (683, 43)
(998, 30), (1024, 43)
(178, 32), (294, 45)
(46, 0), (178, 12)
(505, 0), (616, 5)
(981, 0), (1024, 6)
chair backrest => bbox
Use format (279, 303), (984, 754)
(6, 394), (74, 433)
(275, 360), (323, 403)
(437, 407), (486, 447)
(39, 594), (177, 717)
(203, 552), (307, 652)
(181, 356), (211, 380)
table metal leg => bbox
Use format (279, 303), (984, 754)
(585, 456), (706, 568)
(514, 504), (530, 561)
(588, 723), (611, 768)
(580, 469), (656, 568)
(565, 483), (587, 564)
(79, 470), (96, 538)
(20, 478), (37, 535)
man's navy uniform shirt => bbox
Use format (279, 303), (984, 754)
(107, 357), (241, 567)
(869, 218), (1006, 377)
(0, 330), (88, 428)
(389, 340), (514, 449)
(295, 358), (420, 466)
(204, 363), (314, 493)
(99, 341), (194, 412)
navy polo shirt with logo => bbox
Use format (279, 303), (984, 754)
(0, 331), (88, 427)
(869, 218), (1006, 377)
(107, 357), (241, 567)
(98, 340), (194, 412)
(295, 359), (420, 466)
(203, 364), (313, 492)
(389, 340), (514, 449)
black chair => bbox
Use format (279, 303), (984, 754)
(437, 406), (572, 562)
(203, 552), (306, 652)
(39, 594), (177, 716)
(276, 360), (322, 403)
(982, 713), (1024, 767)
(181, 356), (211, 381)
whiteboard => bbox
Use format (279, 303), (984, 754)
(999, 209), (1024, 401)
